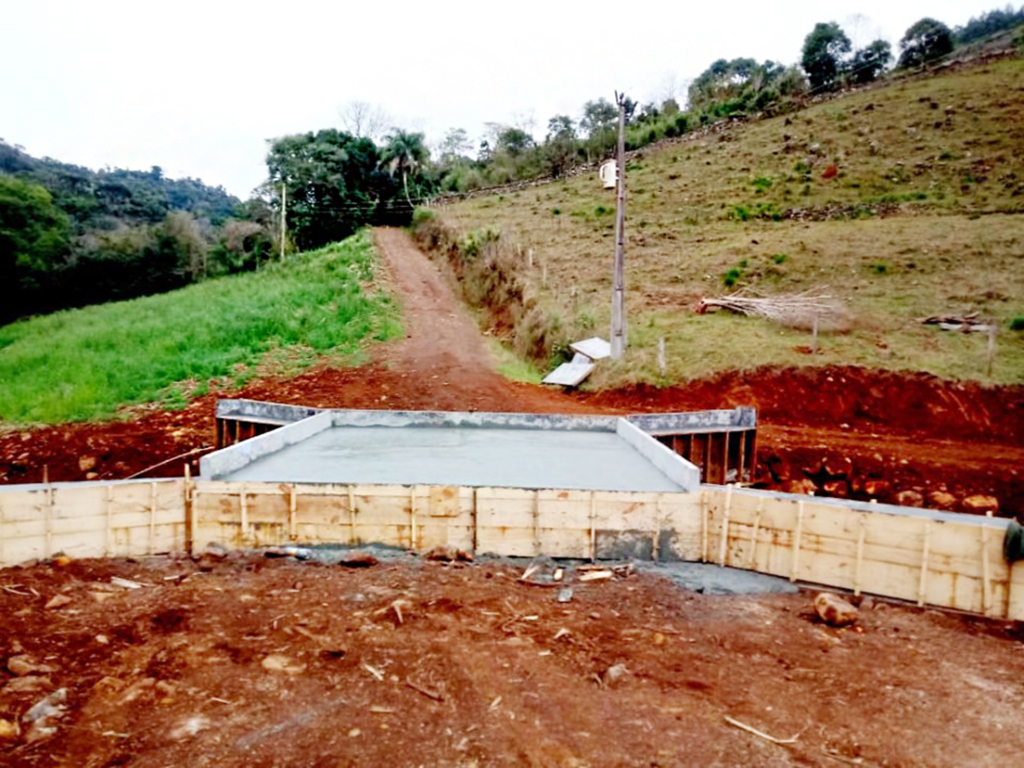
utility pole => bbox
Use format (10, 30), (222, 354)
(280, 183), (287, 261)
(610, 91), (628, 359)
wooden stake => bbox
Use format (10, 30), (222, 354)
(44, 472), (53, 559)
(409, 487), (418, 550)
(981, 511), (992, 616)
(718, 485), (732, 567)
(748, 497), (763, 570)
(812, 311), (820, 355)
(657, 337), (666, 376)
(239, 483), (248, 545)
(288, 484), (297, 541)
(472, 488), (479, 555)
(533, 491), (541, 556)
(854, 514), (866, 597)
(183, 464), (193, 556)
(528, 248), (533, 268)
(348, 485), (357, 545)
(652, 495), (662, 563)
(918, 520), (932, 607)
(149, 482), (158, 555)
(105, 483), (114, 558)
(589, 492), (597, 562)
(790, 500), (804, 582)
(700, 491), (709, 563)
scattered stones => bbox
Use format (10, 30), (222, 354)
(0, 719), (19, 742)
(7, 655), (54, 677)
(424, 545), (474, 563)
(862, 479), (892, 499)
(782, 478), (817, 496)
(261, 654), (306, 675)
(814, 593), (859, 627)
(1, 677), (53, 695)
(78, 455), (97, 472)
(169, 715), (211, 741)
(926, 491), (957, 511)
(602, 664), (629, 688)
(338, 550), (379, 568)
(43, 595), (72, 610)
(202, 542), (230, 560)
(895, 490), (924, 508)
(821, 480), (848, 499)
(24, 688), (67, 723)
(963, 495), (999, 515)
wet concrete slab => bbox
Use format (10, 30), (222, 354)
(218, 425), (687, 492)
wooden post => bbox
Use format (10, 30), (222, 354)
(748, 497), (763, 570)
(986, 325), (996, 377)
(183, 465), (193, 556)
(348, 486), (357, 545)
(657, 337), (666, 376)
(105, 484), (114, 557)
(721, 432), (731, 484)
(981, 511), (993, 616)
(918, 520), (932, 607)
(812, 312), (820, 354)
(610, 91), (628, 359)
(409, 488), (418, 550)
(854, 513), (866, 597)
(239, 483), (248, 545)
(718, 485), (732, 567)
(472, 488), (479, 555)
(652, 495), (662, 563)
(589, 492), (597, 562)
(533, 491), (541, 556)
(790, 500), (805, 582)
(149, 482), (158, 555)
(44, 469), (53, 559)
(288, 484), (297, 542)
(737, 432), (747, 484)
(700, 491), (709, 563)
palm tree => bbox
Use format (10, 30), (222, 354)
(380, 130), (428, 206)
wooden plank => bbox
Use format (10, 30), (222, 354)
(718, 485), (732, 567)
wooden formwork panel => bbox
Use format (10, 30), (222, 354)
(0, 480), (186, 564)
(702, 488), (1023, 620)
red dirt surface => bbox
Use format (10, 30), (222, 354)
(1, 228), (1022, 517)
(2, 554), (1023, 767)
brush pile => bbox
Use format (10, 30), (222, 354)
(696, 288), (850, 331)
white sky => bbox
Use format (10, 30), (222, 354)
(1, 1), (998, 199)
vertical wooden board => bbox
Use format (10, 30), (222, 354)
(244, 490), (289, 525)
(475, 488), (536, 530)
(1007, 564), (1024, 621)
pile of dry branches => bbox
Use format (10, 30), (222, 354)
(696, 288), (850, 331)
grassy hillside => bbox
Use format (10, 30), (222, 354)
(0, 231), (399, 425)
(443, 58), (1024, 385)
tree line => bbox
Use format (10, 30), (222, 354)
(4, 6), (1021, 323)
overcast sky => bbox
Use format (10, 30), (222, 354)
(1, 1), (999, 199)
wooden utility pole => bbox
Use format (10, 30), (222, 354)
(280, 183), (287, 261)
(611, 92), (628, 359)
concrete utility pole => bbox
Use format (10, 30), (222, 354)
(610, 92), (628, 359)
(280, 183), (287, 261)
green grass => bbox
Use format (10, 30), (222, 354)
(444, 59), (1024, 386)
(0, 230), (400, 425)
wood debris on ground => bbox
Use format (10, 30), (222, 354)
(697, 288), (850, 331)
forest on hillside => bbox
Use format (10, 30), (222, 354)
(3, 6), (1022, 324)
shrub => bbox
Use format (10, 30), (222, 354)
(723, 268), (742, 287)
(1011, 316), (1024, 331)
(412, 207), (436, 224)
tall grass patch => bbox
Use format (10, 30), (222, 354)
(0, 231), (400, 424)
